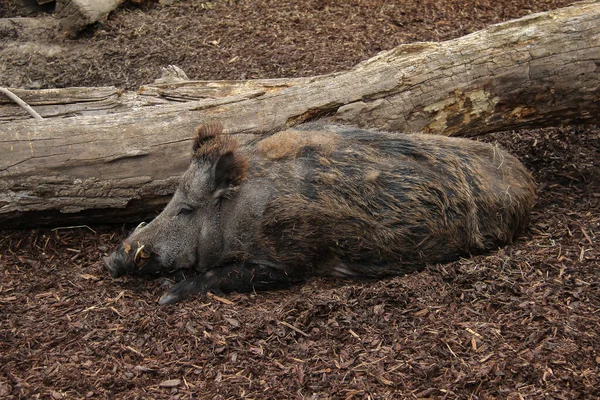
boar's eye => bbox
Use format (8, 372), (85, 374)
(177, 205), (194, 216)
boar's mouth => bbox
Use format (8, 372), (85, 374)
(104, 242), (157, 278)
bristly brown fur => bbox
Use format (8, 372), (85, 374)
(193, 121), (249, 186)
(257, 129), (339, 160)
(258, 126), (536, 278)
(193, 121), (225, 152)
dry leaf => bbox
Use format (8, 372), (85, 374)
(159, 379), (181, 388)
(224, 317), (240, 327)
(413, 308), (429, 317)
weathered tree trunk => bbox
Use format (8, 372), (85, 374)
(1, 1), (599, 228)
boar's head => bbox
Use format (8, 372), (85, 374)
(104, 122), (249, 279)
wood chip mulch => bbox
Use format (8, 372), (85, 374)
(1, 0), (598, 398)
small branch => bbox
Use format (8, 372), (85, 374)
(0, 87), (44, 121)
(279, 320), (310, 337)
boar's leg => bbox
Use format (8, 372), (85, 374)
(158, 261), (298, 305)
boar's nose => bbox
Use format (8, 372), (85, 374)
(104, 255), (124, 278)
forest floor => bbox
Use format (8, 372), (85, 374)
(1, 0), (599, 399)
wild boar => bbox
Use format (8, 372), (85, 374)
(104, 122), (536, 304)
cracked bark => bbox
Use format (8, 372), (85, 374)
(1, 1), (599, 227)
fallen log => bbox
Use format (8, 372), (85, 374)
(1, 1), (599, 228)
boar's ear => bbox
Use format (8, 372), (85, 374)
(193, 121), (224, 152)
(212, 150), (249, 198)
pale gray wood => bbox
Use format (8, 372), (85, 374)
(55, 0), (125, 36)
(1, 1), (599, 227)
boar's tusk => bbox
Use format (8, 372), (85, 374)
(135, 221), (148, 232)
(134, 244), (151, 265)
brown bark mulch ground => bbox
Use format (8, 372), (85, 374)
(1, 0), (599, 399)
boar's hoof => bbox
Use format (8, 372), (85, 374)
(158, 276), (206, 305)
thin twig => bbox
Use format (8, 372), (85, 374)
(51, 225), (97, 233)
(207, 292), (234, 305)
(0, 87), (44, 120)
(278, 320), (310, 337)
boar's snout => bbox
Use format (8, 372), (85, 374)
(104, 251), (127, 278)
(104, 242), (156, 278)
